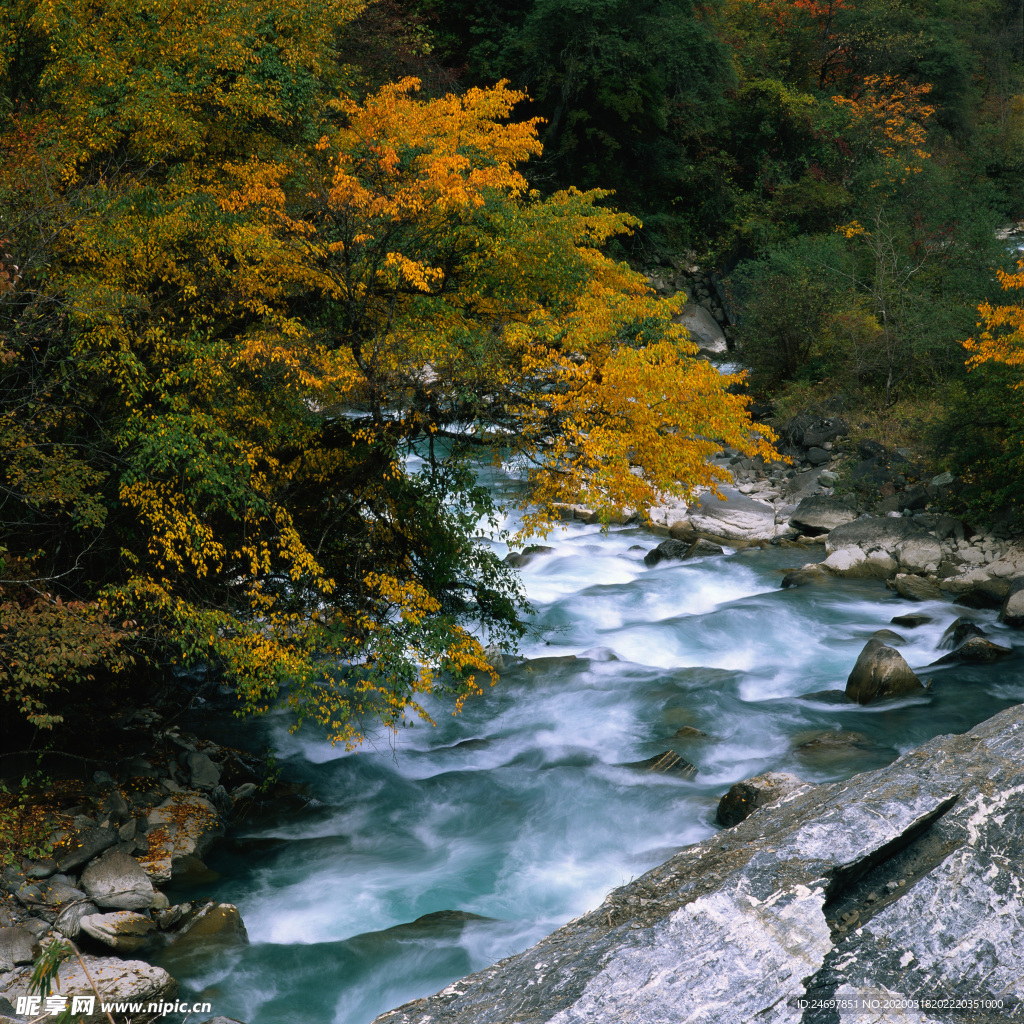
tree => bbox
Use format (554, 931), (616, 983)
(1, 0), (774, 744)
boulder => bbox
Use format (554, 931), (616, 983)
(56, 957), (175, 1021)
(780, 563), (832, 588)
(79, 911), (155, 952)
(934, 515), (965, 541)
(825, 516), (925, 556)
(870, 629), (905, 645)
(80, 849), (155, 911)
(504, 545), (554, 568)
(679, 488), (777, 544)
(622, 752), (698, 776)
(186, 751), (221, 790)
(644, 538), (723, 567)
(938, 617), (986, 649)
(788, 496), (857, 536)
(174, 901), (248, 945)
(1001, 576), (1024, 628)
(0, 927), (35, 971)
(717, 772), (806, 828)
(675, 302), (726, 354)
(820, 546), (896, 579)
(931, 636), (1013, 665)
(895, 536), (943, 574)
(54, 826), (117, 873)
(954, 576), (1010, 609)
(892, 573), (942, 602)
(53, 901), (100, 940)
(801, 417), (848, 448)
(805, 447), (830, 466)
(890, 613), (931, 628)
(368, 704), (1024, 1024)
(141, 793), (222, 884)
(845, 639), (925, 704)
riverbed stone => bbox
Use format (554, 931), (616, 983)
(780, 563), (832, 588)
(825, 516), (925, 556)
(79, 910), (155, 952)
(845, 638), (925, 704)
(504, 545), (554, 568)
(820, 546), (896, 579)
(622, 752), (698, 776)
(890, 613), (931, 627)
(1001, 576), (1024, 628)
(644, 538), (723, 566)
(895, 536), (943, 574)
(678, 488), (777, 543)
(939, 617), (985, 649)
(141, 793), (221, 883)
(931, 635), (1013, 665)
(788, 496), (857, 536)
(893, 573), (942, 602)
(716, 772), (806, 827)
(370, 704), (1024, 1024)
(80, 849), (154, 911)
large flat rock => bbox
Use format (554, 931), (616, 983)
(374, 705), (1024, 1024)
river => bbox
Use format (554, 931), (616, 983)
(154, 462), (1024, 1024)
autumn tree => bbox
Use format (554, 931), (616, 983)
(0, 0), (774, 743)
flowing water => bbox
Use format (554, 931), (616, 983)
(156, 467), (1024, 1024)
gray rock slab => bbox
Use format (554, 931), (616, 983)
(55, 826), (117, 873)
(789, 495), (857, 535)
(826, 517), (927, 556)
(372, 705), (1024, 1024)
(81, 849), (154, 910)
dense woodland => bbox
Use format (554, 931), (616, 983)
(3, 0), (1024, 746)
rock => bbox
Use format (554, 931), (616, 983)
(825, 516), (925, 556)
(870, 629), (905, 645)
(890, 613), (931, 627)
(174, 901), (248, 945)
(644, 538), (723, 567)
(895, 536), (943, 573)
(780, 563), (832, 588)
(622, 752), (698, 776)
(805, 447), (830, 466)
(141, 793), (222, 884)
(930, 470), (955, 486)
(931, 636), (1013, 665)
(898, 482), (931, 511)
(369, 704), (1024, 1024)
(39, 876), (86, 908)
(939, 617), (986, 649)
(794, 730), (869, 756)
(717, 772), (806, 827)
(845, 639), (925, 704)
(954, 576), (1010, 609)
(53, 900), (100, 940)
(24, 859), (57, 880)
(186, 751), (221, 790)
(672, 727), (708, 739)
(79, 911), (155, 952)
(801, 417), (848, 448)
(0, 927), (35, 970)
(817, 469), (838, 487)
(893, 573), (942, 602)
(675, 302), (727, 354)
(934, 515), (964, 541)
(80, 849), (155, 911)
(677, 488), (777, 544)
(504, 545), (554, 568)
(820, 546), (896, 579)
(55, 957), (175, 1020)
(100, 789), (130, 823)
(55, 826), (117, 873)
(788, 496), (857, 536)
(1001, 576), (1024, 628)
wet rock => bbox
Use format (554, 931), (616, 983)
(931, 636), (1013, 665)
(893, 573), (942, 602)
(504, 545), (554, 568)
(81, 849), (155, 911)
(369, 705), (1024, 1024)
(672, 727), (708, 740)
(796, 690), (854, 705)
(717, 772), (806, 827)
(1001, 576), (1024, 628)
(55, 826), (117, 873)
(644, 538), (723, 567)
(788, 496), (857, 536)
(938, 617), (986, 649)
(0, 927), (35, 970)
(890, 613), (931, 627)
(780, 562), (832, 588)
(795, 729), (869, 756)
(845, 639), (925, 704)
(954, 576), (1009, 609)
(870, 629), (905, 645)
(79, 911), (155, 952)
(622, 752), (698, 776)
(174, 901), (248, 944)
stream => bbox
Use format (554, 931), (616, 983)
(154, 464), (1024, 1024)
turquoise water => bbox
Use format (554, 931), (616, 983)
(155, 491), (1024, 1024)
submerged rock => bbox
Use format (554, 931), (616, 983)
(370, 704), (1024, 1024)
(716, 772), (806, 827)
(890, 613), (931, 628)
(938, 617), (986, 649)
(931, 636), (1013, 665)
(845, 638), (925, 704)
(504, 545), (554, 568)
(622, 752), (698, 776)
(643, 538), (723, 567)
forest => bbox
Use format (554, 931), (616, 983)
(3, 0), (1024, 745)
